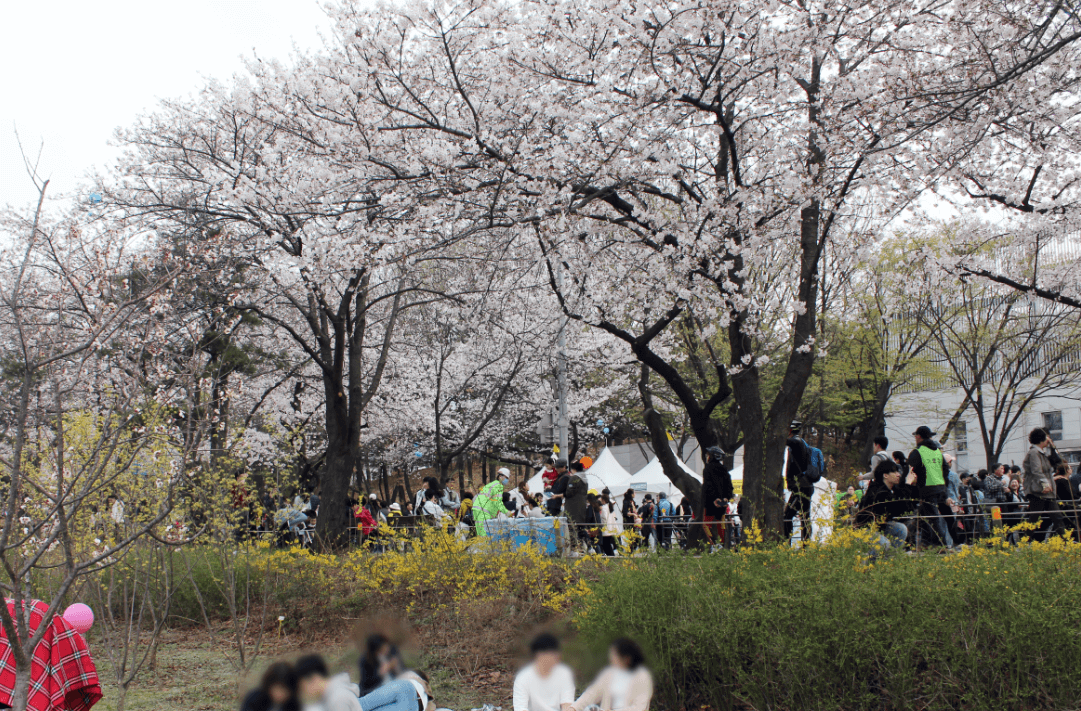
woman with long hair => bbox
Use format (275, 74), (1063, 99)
(572, 638), (653, 711)
(239, 662), (300, 711)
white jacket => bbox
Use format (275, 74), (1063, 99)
(603, 506), (624, 537)
(304, 673), (361, 711)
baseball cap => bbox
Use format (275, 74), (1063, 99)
(389, 502), (401, 511)
(369, 493), (377, 500)
(554, 458), (568, 468)
(497, 467), (511, 477)
(913, 425), (936, 439)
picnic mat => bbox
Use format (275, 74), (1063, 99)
(0, 599), (101, 711)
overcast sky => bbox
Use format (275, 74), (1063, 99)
(0, 0), (337, 212)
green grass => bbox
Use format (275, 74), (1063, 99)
(89, 629), (485, 711)
(92, 633), (243, 711)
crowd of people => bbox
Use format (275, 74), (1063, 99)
(836, 425), (1081, 553)
(259, 448), (745, 556)
(239, 634), (653, 711)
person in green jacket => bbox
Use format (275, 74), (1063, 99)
(474, 468), (512, 537)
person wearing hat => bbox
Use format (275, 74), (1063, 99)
(783, 421), (816, 543)
(702, 446), (734, 547)
(907, 425), (955, 549)
(474, 468), (513, 537)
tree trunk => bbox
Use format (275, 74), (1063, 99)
(859, 380), (892, 466)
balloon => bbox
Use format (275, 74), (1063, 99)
(596, 419), (605, 427)
(64, 603), (94, 634)
(603, 427), (610, 434)
(88, 192), (102, 204)
(414, 451), (422, 458)
(580, 456), (593, 469)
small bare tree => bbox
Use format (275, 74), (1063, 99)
(0, 146), (193, 711)
(90, 541), (178, 711)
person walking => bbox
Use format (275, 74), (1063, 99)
(1024, 428), (1067, 540)
(654, 493), (676, 550)
(473, 469), (513, 537)
(637, 495), (656, 551)
(783, 421), (815, 543)
(907, 426), (955, 549)
(601, 494), (623, 556)
(701, 446), (734, 547)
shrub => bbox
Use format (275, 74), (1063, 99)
(571, 531), (1081, 711)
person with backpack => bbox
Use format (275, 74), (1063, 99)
(907, 425), (955, 549)
(783, 421), (821, 544)
(654, 493), (677, 550)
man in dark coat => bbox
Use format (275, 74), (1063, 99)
(702, 446), (734, 545)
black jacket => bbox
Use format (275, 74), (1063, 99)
(239, 690), (300, 711)
(855, 480), (918, 527)
(702, 459), (735, 516)
(907, 439), (950, 495)
(786, 437), (812, 491)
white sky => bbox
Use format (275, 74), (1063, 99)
(0, 0), (338, 212)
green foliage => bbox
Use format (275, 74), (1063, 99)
(572, 539), (1081, 711)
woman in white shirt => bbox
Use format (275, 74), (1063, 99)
(572, 638), (653, 711)
(600, 495), (623, 556)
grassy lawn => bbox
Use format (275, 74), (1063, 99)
(89, 628), (495, 711)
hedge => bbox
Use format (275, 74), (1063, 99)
(571, 533), (1081, 711)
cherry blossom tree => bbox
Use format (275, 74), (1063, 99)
(320, 0), (1081, 532)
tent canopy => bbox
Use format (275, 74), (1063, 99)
(627, 455), (702, 506)
(525, 447), (632, 495)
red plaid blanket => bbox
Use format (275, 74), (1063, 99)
(0, 599), (101, 711)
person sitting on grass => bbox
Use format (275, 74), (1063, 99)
(513, 633), (576, 711)
(571, 638), (653, 711)
(854, 460), (917, 552)
(240, 661), (301, 711)
(295, 654), (418, 711)
(358, 633), (404, 696)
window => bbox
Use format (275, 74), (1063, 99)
(1043, 411), (1064, 442)
(954, 421), (967, 453)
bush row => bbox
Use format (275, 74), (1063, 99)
(571, 532), (1081, 711)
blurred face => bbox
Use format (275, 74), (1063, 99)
(268, 684), (291, 705)
(884, 469), (901, 488)
(534, 650), (561, 676)
(609, 647), (630, 670)
(996, 465), (1006, 477)
(847, 487), (855, 495)
(298, 676), (325, 703)
(1009, 479), (1019, 492)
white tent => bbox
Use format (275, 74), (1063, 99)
(581, 447), (633, 494)
(525, 447), (633, 495)
(627, 456), (703, 506)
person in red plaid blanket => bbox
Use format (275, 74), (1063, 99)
(0, 599), (101, 711)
